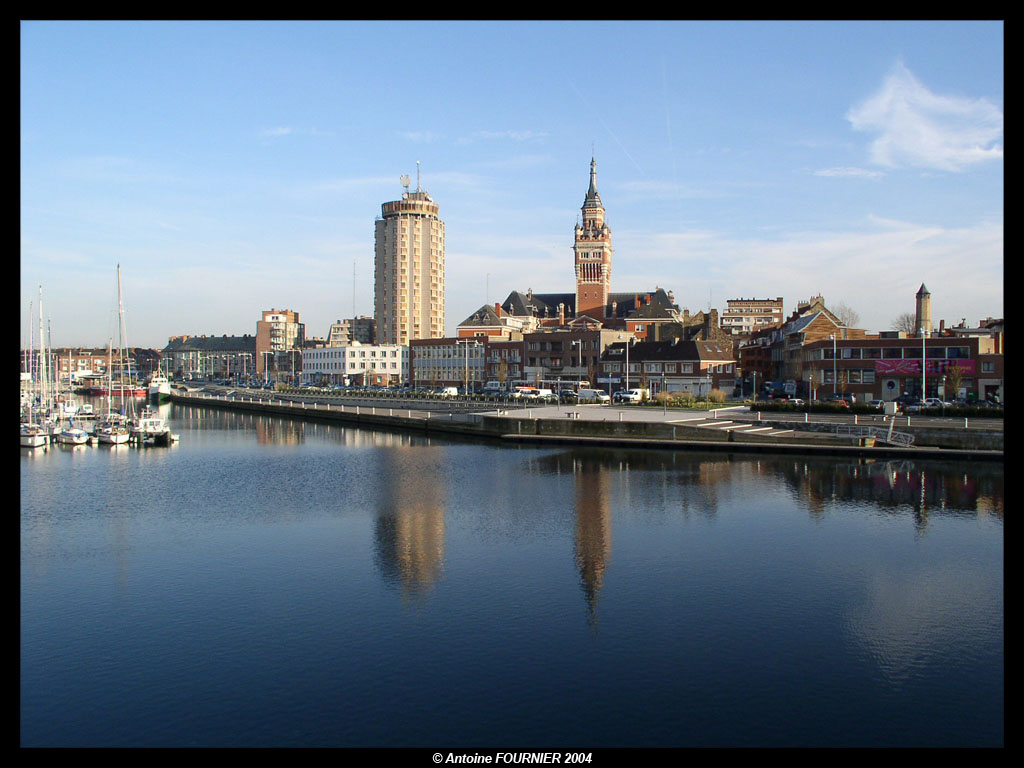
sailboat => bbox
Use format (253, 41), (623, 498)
(21, 288), (53, 448)
(108, 264), (171, 445)
(94, 340), (130, 445)
(56, 419), (90, 445)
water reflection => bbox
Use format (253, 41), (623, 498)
(373, 447), (447, 601)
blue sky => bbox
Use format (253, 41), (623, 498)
(21, 20), (1003, 349)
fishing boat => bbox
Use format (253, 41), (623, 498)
(131, 404), (171, 445)
(148, 370), (171, 403)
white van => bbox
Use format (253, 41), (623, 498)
(483, 381), (504, 393)
(613, 388), (649, 403)
(576, 388), (610, 403)
(439, 386), (459, 397)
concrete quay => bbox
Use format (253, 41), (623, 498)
(170, 388), (1002, 462)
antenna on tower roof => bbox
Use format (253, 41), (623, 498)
(400, 174), (411, 193)
(416, 160), (421, 193)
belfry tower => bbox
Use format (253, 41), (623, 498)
(573, 157), (613, 319)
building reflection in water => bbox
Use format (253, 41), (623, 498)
(530, 449), (1001, 625)
(763, 457), (1004, 535)
(374, 447), (447, 602)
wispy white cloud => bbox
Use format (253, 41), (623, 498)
(259, 126), (293, 137)
(814, 166), (885, 179)
(847, 61), (1003, 172)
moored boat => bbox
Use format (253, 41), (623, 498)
(148, 372), (171, 403)
(56, 423), (90, 445)
(20, 422), (49, 448)
(131, 404), (171, 445)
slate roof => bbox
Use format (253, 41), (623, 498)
(458, 304), (504, 327)
(600, 339), (735, 362)
(162, 335), (257, 353)
(500, 287), (679, 321)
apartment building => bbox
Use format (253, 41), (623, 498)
(374, 171), (445, 346)
(722, 297), (784, 334)
(256, 309), (304, 377)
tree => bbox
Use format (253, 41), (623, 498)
(892, 312), (918, 334)
(945, 363), (967, 401)
(832, 302), (860, 329)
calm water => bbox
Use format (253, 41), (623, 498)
(20, 402), (1004, 747)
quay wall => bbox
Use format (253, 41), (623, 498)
(169, 393), (1002, 461)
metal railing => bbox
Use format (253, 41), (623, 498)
(834, 424), (915, 447)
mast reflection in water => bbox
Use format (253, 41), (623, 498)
(21, 406), (1003, 747)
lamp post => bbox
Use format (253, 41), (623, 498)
(456, 338), (480, 395)
(571, 339), (583, 388)
(920, 328), (926, 400)
(625, 341), (630, 392)
(830, 334), (837, 397)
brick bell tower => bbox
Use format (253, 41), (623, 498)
(574, 156), (613, 319)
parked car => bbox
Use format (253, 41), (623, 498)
(923, 398), (951, 408)
(868, 399), (885, 410)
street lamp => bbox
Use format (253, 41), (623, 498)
(262, 351), (272, 385)
(456, 338), (481, 395)
(920, 328), (926, 401)
(830, 334), (837, 397)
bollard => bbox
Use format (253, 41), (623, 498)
(965, 418), (968, 429)
(805, 413), (808, 423)
(854, 414), (858, 425)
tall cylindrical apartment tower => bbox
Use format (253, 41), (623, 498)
(374, 171), (445, 346)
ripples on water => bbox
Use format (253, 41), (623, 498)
(20, 404), (1003, 747)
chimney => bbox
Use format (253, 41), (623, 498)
(939, 319), (945, 333)
(495, 302), (502, 318)
(558, 303), (565, 325)
(646, 293), (652, 305)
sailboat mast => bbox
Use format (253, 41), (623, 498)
(117, 264), (125, 414)
(38, 286), (47, 415)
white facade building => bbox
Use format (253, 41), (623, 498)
(301, 342), (408, 386)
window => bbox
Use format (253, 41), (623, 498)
(982, 361), (995, 373)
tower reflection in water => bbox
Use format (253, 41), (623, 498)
(374, 446), (447, 601)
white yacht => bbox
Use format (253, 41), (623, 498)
(56, 422), (90, 445)
(20, 422), (49, 449)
